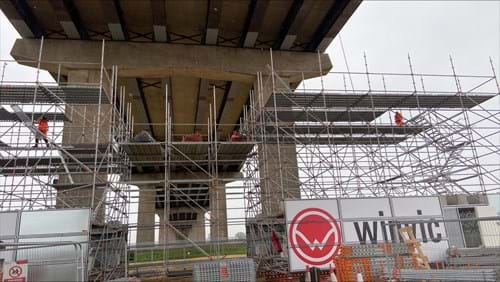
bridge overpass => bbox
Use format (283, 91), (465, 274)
(0, 0), (361, 245)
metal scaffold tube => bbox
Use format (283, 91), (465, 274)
(242, 53), (500, 273)
(0, 39), (131, 281)
(1, 44), (499, 279)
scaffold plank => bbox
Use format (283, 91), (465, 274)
(265, 136), (408, 145)
(0, 107), (68, 121)
(267, 92), (497, 109)
(0, 85), (110, 104)
(265, 124), (428, 135)
(268, 108), (385, 122)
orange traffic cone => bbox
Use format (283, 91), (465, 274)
(355, 266), (364, 282)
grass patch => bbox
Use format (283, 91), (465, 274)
(130, 244), (247, 262)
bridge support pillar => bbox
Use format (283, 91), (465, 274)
(256, 75), (301, 217)
(137, 184), (157, 244)
(56, 70), (111, 225)
(210, 181), (228, 241)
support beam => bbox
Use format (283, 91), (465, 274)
(49, 0), (78, 39)
(277, 0), (315, 50)
(272, 0), (304, 50)
(205, 0), (222, 45)
(136, 78), (156, 138)
(100, 0), (128, 40)
(216, 81), (232, 124)
(194, 78), (209, 131)
(12, 39), (332, 83)
(151, 0), (168, 42)
(61, 0), (89, 39)
(112, 0), (129, 40)
(239, 0), (269, 47)
(217, 81), (252, 137)
(117, 77), (150, 134)
(7, 0), (45, 37)
(305, 0), (360, 51)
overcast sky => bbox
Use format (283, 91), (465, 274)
(1, 1), (499, 238)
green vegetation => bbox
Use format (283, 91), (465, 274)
(129, 243), (247, 262)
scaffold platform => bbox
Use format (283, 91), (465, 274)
(0, 84), (110, 104)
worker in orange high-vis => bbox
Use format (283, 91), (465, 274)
(34, 116), (49, 147)
(395, 112), (403, 127)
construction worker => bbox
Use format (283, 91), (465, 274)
(230, 130), (239, 141)
(395, 112), (403, 127)
(230, 130), (247, 141)
(182, 130), (203, 142)
(34, 116), (49, 147)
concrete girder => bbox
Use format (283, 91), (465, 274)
(48, 0), (80, 40)
(218, 81), (252, 137)
(195, 79), (210, 131)
(277, 0), (315, 50)
(318, 0), (361, 51)
(117, 77), (151, 134)
(0, 1), (35, 37)
(205, 0), (222, 45)
(140, 78), (166, 139)
(241, 0), (270, 47)
(171, 76), (199, 137)
(11, 39), (332, 83)
(100, 0), (128, 40)
(151, 0), (168, 42)
(307, 0), (361, 52)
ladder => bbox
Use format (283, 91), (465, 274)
(399, 226), (430, 270)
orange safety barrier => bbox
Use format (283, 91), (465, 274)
(334, 242), (423, 281)
(333, 257), (372, 282)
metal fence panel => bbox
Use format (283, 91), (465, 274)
(0, 212), (17, 238)
(193, 258), (256, 282)
(1, 242), (85, 281)
(443, 208), (465, 248)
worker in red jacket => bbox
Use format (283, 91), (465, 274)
(395, 112), (403, 127)
(34, 116), (49, 147)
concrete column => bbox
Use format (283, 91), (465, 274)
(56, 70), (111, 225)
(210, 181), (228, 241)
(259, 144), (300, 217)
(137, 184), (156, 244)
(255, 75), (300, 217)
(62, 70), (112, 144)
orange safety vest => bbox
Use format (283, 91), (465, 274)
(395, 112), (403, 126)
(37, 119), (49, 133)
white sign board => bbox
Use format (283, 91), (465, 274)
(285, 196), (448, 272)
(2, 261), (28, 282)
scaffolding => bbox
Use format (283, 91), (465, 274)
(0, 40), (132, 281)
(1, 41), (500, 280)
(243, 54), (500, 273)
(123, 85), (258, 277)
